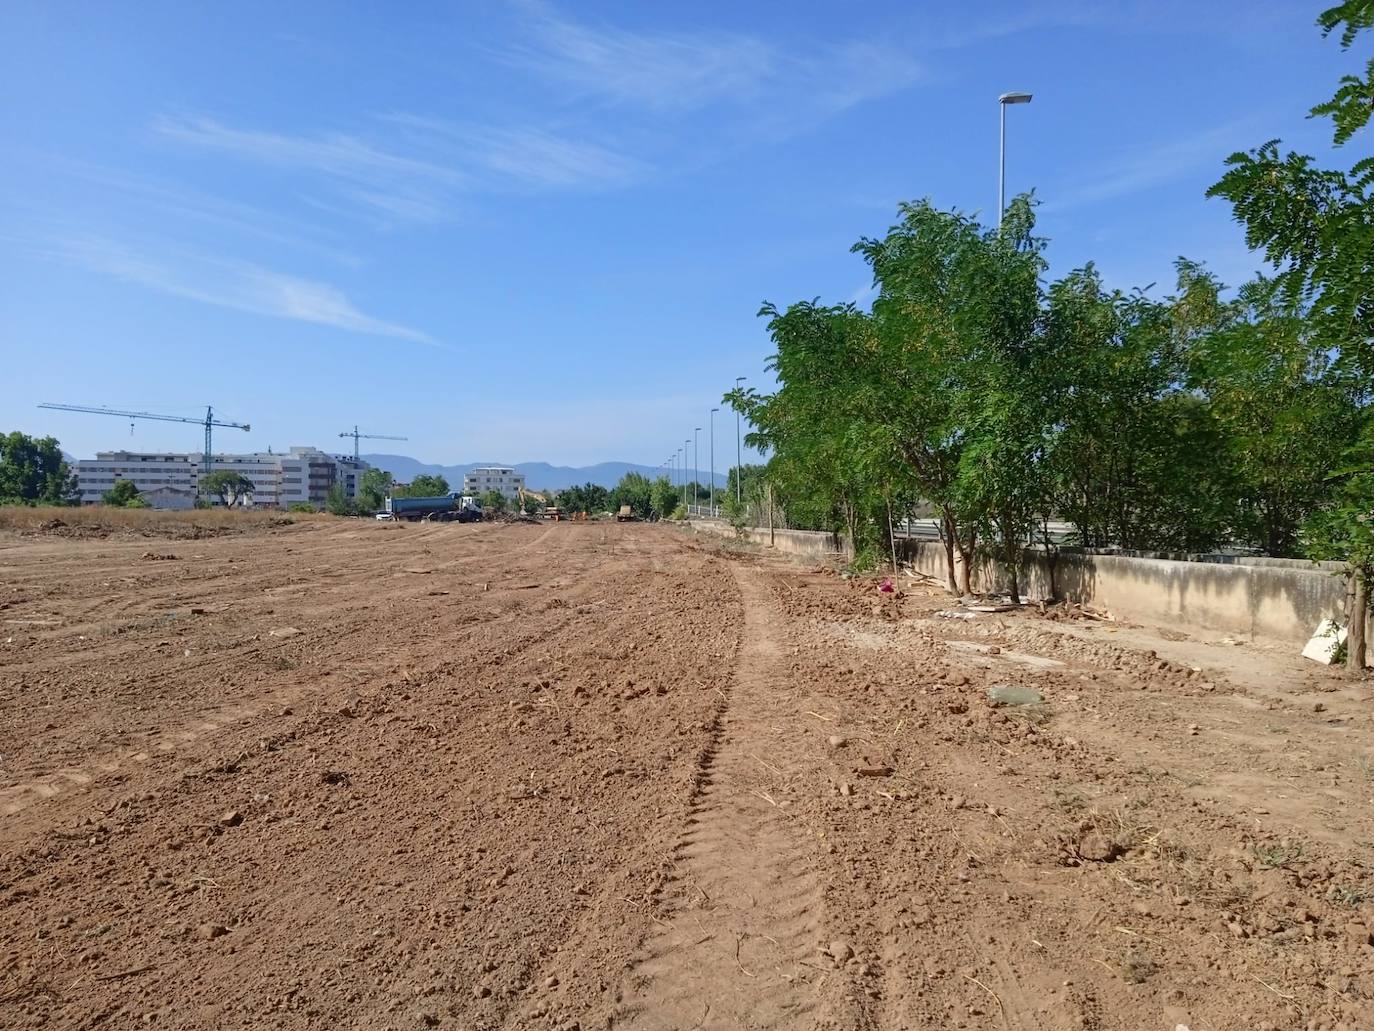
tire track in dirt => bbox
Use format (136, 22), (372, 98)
(614, 566), (844, 1030)
(0, 523), (583, 825)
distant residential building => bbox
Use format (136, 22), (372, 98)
(462, 466), (526, 500)
(74, 447), (369, 509)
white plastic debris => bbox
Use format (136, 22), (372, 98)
(935, 609), (978, 620)
(1301, 618), (1347, 665)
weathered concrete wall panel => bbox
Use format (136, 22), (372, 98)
(687, 520), (850, 561)
(900, 540), (1369, 655)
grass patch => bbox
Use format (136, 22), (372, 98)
(1252, 840), (1304, 870)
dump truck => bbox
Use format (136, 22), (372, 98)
(385, 493), (483, 522)
(616, 504), (635, 522)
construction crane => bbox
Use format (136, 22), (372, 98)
(37, 403), (251, 479)
(338, 425), (407, 463)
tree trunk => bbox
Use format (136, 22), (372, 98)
(767, 482), (775, 547)
(955, 526), (977, 597)
(1349, 572), (1368, 672)
(885, 495), (898, 573)
(1002, 514), (1020, 604)
(938, 507), (958, 593)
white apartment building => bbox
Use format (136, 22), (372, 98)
(462, 466), (526, 500)
(75, 447), (369, 509)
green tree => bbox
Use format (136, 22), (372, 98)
(358, 467), (392, 511)
(479, 489), (508, 514)
(1304, 422), (1374, 668)
(1209, 0), (1374, 665)
(557, 482), (609, 515)
(397, 474), (449, 497)
(609, 472), (654, 519)
(650, 474), (677, 519)
(102, 479), (143, 507)
(325, 482), (356, 516)
(199, 470), (255, 508)
(1188, 276), (1360, 556)
(0, 432), (77, 506)
(1041, 262), (1235, 555)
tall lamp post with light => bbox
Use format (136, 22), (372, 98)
(734, 376), (747, 504)
(998, 91), (1032, 229)
(693, 427), (701, 511)
(709, 408), (719, 515)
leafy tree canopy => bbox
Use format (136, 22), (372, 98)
(396, 474), (450, 497)
(0, 432), (77, 506)
(199, 470), (255, 508)
(358, 467), (392, 511)
(102, 479), (143, 507)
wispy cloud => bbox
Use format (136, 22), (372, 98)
(37, 155), (361, 267)
(504, 2), (921, 120)
(505, 4), (775, 112)
(384, 114), (646, 188)
(1041, 121), (1259, 213)
(154, 114), (466, 224)
(47, 235), (439, 346)
(154, 111), (647, 221)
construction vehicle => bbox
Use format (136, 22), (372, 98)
(516, 486), (549, 514)
(385, 493), (483, 522)
(542, 506), (565, 521)
(616, 504), (635, 522)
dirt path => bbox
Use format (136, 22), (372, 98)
(616, 567), (851, 1030)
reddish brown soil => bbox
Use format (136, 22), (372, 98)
(2, 518), (1373, 1030)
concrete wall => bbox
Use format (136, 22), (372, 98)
(688, 519), (851, 561)
(900, 540), (1370, 654)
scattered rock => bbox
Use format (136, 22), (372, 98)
(218, 810), (243, 828)
(1077, 830), (1124, 863)
(838, 782), (855, 797)
(985, 685), (1044, 707)
(544, 975), (559, 988)
(854, 765), (894, 778)
(827, 735), (848, 749)
(268, 626), (302, 638)
(195, 923), (229, 940)
(828, 940), (855, 964)
(472, 984), (491, 999)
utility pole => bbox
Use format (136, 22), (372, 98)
(693, 427), (701, 512)
(734, 377), (746, 504)
(709, 407), (718, 515)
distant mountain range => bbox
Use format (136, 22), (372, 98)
(361, 454), (726, 491)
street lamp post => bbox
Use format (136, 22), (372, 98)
(693, 427), (701, 512)
(734, 376), (746, 504)
(683, 439), (690, 510)
(709, 408), (719, 515)
(998, 91), (1032, 229)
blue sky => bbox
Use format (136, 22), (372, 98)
(2, 1), (1364, 467)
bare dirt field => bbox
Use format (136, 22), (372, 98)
(3, 516), (1374, 1030)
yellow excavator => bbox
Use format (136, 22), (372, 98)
(517, 486), (565, 521)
